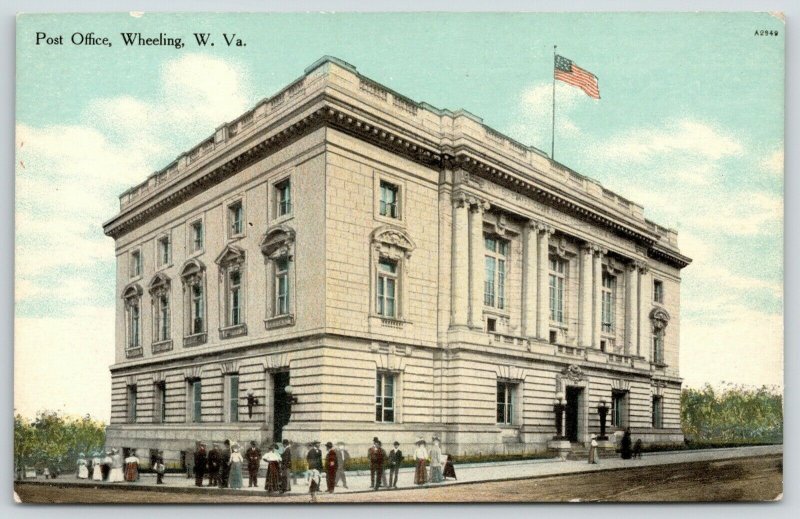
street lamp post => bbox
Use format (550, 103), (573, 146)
(553, 398), (566, 440)
(597, 400), (609, 440)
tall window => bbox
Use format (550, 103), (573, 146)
(379, 181), (399, 219)
(229, 201), (243, 237)
(217, 245), (246, 335)
(275, 257), (290, 315)
(652, 333), (665, 364)
(154, 382), (166, 424)
(484, 237), (508, 309)
(130, 250), (142, 278)
(228, 374), (240, 422)
(127, 385), (137, 424)
(376, 259), (398, 318)
(128, 301), (140, 349)
(497, 382), (515, 425)
(229, 269), (242, 325)
(611, 390), (627, 427)
(191, 284), (204, 334)
(189, 380), (202, 423)
(157, 236), (171, 267)
(601, 274), (616, 333)
(155, 294), (170, 341)
(191, 221), (204, 252)
(652, 395), (663, 428)
(277, 179), (292, 217)
(375, 372), (395, 422)
(653, 279), (664, 304)
(549, 258), (566, 323)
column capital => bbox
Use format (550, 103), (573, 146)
(634, 260), (650, 274)
(592, 245), (608, 257)
(452, 190), (469, 208)
(468, 196), (490, 213)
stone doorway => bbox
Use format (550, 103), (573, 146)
(272, 371), (291, 443)
(565, 386), (583, 443)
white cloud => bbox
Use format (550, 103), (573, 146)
(505, 81), (589, 148)
(762, 145), (784, 176)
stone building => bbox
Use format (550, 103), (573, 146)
(103, 56), (691, 467)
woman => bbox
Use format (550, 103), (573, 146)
(228, 444), (244, 489)
(443, 453), (457, 480)
(262, 445), (282, 493)
(588, 435), (599, 465)
(429, 437), (444, 483)
(413, 438), (428, 485)
(77, 453), (89, 479)
(124, 452), (139, 482)
(109, 448), (124, 482)
(92, 452), (103, 481)
(620, 428), (633, 460)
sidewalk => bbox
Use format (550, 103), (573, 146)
(17, 445), (782, 496)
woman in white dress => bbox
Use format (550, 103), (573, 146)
(108, 448), (125, 482)
(429, 437), (444, 483)
(92, 452), (103, 481)
(77, 453), (89, 479)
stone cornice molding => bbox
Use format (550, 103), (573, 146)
(260, 224), (296, 260)
(122, 282), (143, 302)
(147, 273), (171, 297)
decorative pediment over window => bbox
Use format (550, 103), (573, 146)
(260, 224), (296, 260)
(148, 273), (171, 297)
(180, 258), (206, 286)
(215, 244), (246, 267)
(650, 307), (671, 332)
(371, 225), (415, 261)
(122, 283), (143, 306)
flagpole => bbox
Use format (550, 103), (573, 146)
(551, 45), (557, 161)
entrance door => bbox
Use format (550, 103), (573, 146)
(565, 386), (582, 443)
(272, 371), (291, 442)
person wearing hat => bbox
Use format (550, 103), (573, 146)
(76, 453), (89, 479)
(154, 453), (166, 484)
(306, 441), (323, 472)
(413, 438), (428, 485)
(219, 439), (232, 488)
(91, 451), (103, 481)
(368, 437), (385, 490)
(280, 439), (292, 493)
(387, 441), (403, 488)
(123, 451), (140, 482)
(229, 443), (244, 489)
(588, 435), (599, 465)
(334, 441), (350, 489)
(101, 450), (113, 481)
(324, 442), (337, 493)
(109, 448), (124, 483)
(262, 444), (282, 493)
(194, 442), (207, 487)
(429, 437), (444, 483)
(245, 440), (261, 488)
(207, 443), (221, 487)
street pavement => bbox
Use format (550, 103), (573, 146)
(19, 444), (782, 496)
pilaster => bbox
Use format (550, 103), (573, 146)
(637, 261), (651, 359)
(536, 226), (553, 339)
(468, 197), (489, 330)
(625, 262), (639, 356)
(450, 192), (470, 328)
(579, 243), (594, 348)
(521, 221), (539, 338)
(593, 246), (606, 350)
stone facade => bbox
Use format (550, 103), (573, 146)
(103, 56), (691, 467)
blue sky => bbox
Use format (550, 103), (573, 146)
(15, 12), (784, 421)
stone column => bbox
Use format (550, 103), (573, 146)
(450, 193), (470, 329)
(624, 262), (639, 356)
(521, 221), (539, 338)
(579, 244), (594, 348)
(593, 247), (605, 350)
(468, 198), (489, 330)
(637, 262), (651, 359)
(536, 227), (552, 339)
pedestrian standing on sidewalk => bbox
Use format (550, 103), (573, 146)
(280, 439), (292, 493)
(443, 453), (457, 480)
(263, 445), (282, 494)
(588, 435), (599, 464)
(368, 437), (385, 490)
(109, 448), (124, 482)
(620, 428), (633, 460)
(429, 437), (444, 483)
(334, 441), (349, 489)
(306, 441), (323, 472)
(207, 443), (221, 487)
(154, 455), (166, 484)
(124, 451), (140, 482)
(633, 439), (643, 459)
(246, 440), (261, 487)
(185, 446), (195, 479)
(194, 442), (207, 487)
(77, 453), (88, 479)
(101, 450), (112, 481)
(219, 439), (231, 488)
(229, 443), (244, 489)
(307, 468), (321, 502)
(92, 452), (103, 481)
(388, 441), (403, 488)
(324, 442), (337, 493)
(414, 438), (428, 485)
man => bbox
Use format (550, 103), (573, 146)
(154, 454), (166, 484)
(324, 442), (337, 493)
(306, 441), (322, 472)
(245, 441), (261, 488)
(334, 441), (349, 489)
(387, 441), (403, 488)
(219, 439), (231, 488)
(194, 442), (207, 487)
(280, 439), (292, 493)
(368, 437), (385, 491)
(620, 428), (633, 460)
(185, 445), (195, 479)
(207, 443), (221, 487)
(101, 450), (112, 481)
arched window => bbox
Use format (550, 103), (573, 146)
(180, 259), (207, 347)
(261, 225), (296, 329)
(122, 284), (143, 358)
(370, 226), (415, 322)
(148, 273), (172, 353)
(216, 244), (247, 339)
(650, 308), (670, 366)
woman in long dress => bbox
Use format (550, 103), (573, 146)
(413, 439), (428, 485)
(262, 446), (282, 493)
(124, 453), (139, 482)
(229, 444), (244, 489)
(588, 435), (599, 464)
(429, 437), (444, 483)
(77, 454), (89, 479)
(92, 452), (103, 481)
(109, 449), (125, 482)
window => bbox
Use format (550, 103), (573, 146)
(379, 181), (399, 219)
(154, 382), (166, 424)
(191, 221), (204, 252)
(652, 333), (665, 365)
(653, 279), (664, 304)
(228, 201), (244, 237)
(229, 269), (242, 326)
(376, 259), (398, 318)
(227, 374), (240, 422)
(652, 395), (663, 428)
(130, 250), (142, 278)
(189, 380), (202, 423)
(155, 294), (171, 341)
(549, 258), (566, 323)
(549, 330), (558, 344)
(275, 257), (290, 316)
(157, 236), (171, 267)
(484, 237), (508, 309)
(128, 301), (140, 350)
(191, 284), (204, 334)
(486, 317), (497, 333)
(375, 372), (395, 422)
(601, 274), (616, 333)
(497, 382), (515, 425)
(611, 390), (628, 428)
(127, 385), (137, 423)
(276, 179), (292, 217)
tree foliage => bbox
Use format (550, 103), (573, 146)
(14, 411), (106, 472)
(681, 383), (783, 443)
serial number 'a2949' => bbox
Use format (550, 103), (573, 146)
(754, 29), (779, 36)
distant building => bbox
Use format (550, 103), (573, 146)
(103, 56), (690, 467)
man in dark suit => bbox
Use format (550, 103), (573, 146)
(207, 443), (221, 487)
(368, 437), (385, 490)
(245, 441), (261, 487)
(194, 442), (207, 487)
(306, 441), (323, 472)
(219, 439), (231, 488)
(280, 439), (292, 493)
(388, 441), (403, 488)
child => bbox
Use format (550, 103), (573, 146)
(154, 456), (166, 484)
(307, 468), (321, 502)
(633, 439), (643, 459)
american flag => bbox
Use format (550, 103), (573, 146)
(554, 54), (600, 99)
